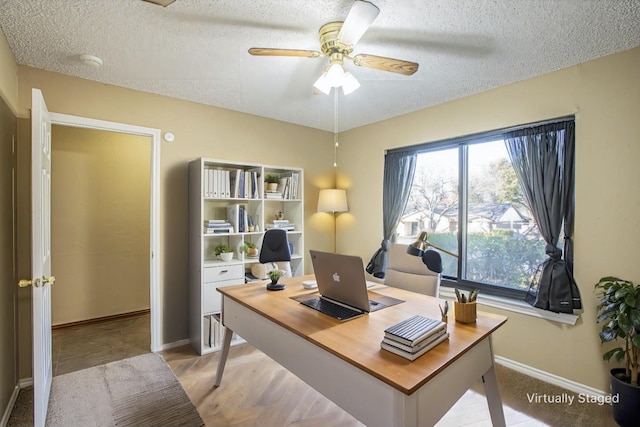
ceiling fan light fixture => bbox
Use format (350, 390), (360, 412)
(342, 71), (360, 95)
(326, 62), (345, 87)
(313, 72), (332, 95)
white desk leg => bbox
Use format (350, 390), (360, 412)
(214, 326), (234, 387)
(482, 364), (506, 427)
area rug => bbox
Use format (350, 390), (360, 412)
(45, 353), (204, 427)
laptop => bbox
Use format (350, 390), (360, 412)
(294, 250), (403, 321)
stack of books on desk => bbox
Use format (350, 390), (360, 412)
(381, 315), (449, 361)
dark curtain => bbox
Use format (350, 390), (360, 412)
(504, 121), (581, 313)
(366, 151), (416, 278)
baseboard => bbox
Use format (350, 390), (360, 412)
(495, 355), (607, 397)
(52, 309), (150, 330)
(158, 338), (191, 351)
(1, 385), (20, 427)
(18, 378), (32, 388)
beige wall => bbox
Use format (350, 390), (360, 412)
(0, 28), (17, 113)
(338, 46), (640, 392)
(51, 126), (151, 325)
(0, 82), (17, 424)
(0, 29), (17, 420)
(15, 65), (336, 378)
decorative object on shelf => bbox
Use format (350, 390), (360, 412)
(453, 288), (478, 324)
(214, 243), (234, 262)
(240, 241), (258, 258)
(267, 269), (285, 291)
(274, 210), (284, 220)
(595, 276), (640, 426)
(264, 174), (280, 192)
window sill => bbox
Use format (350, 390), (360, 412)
(438, 287), (580, 325)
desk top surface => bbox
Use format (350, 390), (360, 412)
(218, 274), (507, 394)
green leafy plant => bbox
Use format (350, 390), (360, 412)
(264, 174), (280, 184)
(240, 241), (256, 252)
(267, 269), (282, 283)
(214, 243), (233, 256)
(595, 276), (640, 386)
(240, 241), (258, 257)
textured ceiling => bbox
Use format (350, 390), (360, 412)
(1, 0), (639, 132)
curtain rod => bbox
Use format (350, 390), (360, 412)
(386, 114), (575, 156)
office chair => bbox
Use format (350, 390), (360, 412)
(383, 243), (441, 297)
(258, 229), (292, 287)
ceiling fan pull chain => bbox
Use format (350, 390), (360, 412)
(334, 90), (339, 167)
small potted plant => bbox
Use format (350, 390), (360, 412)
(214, 243), (234, 262)
(264, 174), (280, 192)
(266, 269), (285, 291)
(595, 276), (640, 426)
(240, 241), (258, 258)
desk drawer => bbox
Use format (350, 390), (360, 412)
(203, 264), (244, 282)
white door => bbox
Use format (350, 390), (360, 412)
(30, 88), (54, 427)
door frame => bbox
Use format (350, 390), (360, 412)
(48, 112), (161, 352)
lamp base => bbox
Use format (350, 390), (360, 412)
(266, 282), (286, 291)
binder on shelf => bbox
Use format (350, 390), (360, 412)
(226, 204), (248, 233)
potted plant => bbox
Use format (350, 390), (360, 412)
(595, 276), (640, 426)
(214, 243), (234, 262)
(264, 174), (280, 192)
(240, 241), (258, 258)
(266, 269), (285, 291)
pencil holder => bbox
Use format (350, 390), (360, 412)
(454, 301), (477, 323)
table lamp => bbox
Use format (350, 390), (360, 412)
(407, 231), (458, 273)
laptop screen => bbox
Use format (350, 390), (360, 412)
(309, 250), (372, 313)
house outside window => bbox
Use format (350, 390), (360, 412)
(396, 139), (548, 298)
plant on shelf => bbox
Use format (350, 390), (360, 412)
(264, 174), (280, 184)
(264, 174), (280, 192)
(595, 276), (640, 426)
(214, 243), (233, 261)
(240, 241), (258, 257)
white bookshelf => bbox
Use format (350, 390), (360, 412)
(188, 157), (304, 354)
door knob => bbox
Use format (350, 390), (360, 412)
(18, 279), (33, 288)
(17, 276), (54, 288)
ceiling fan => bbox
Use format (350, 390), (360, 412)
(248, 0), (419, 95)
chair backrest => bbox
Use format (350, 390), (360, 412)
(383, 243), (441, 297)
(258, 229), (292, 277)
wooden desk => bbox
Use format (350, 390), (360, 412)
(215, 275), (507, 427)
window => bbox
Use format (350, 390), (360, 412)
(392, 119), (574, 300)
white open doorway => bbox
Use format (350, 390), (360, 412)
(48, 112), (161, 352)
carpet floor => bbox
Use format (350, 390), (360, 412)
(8, 353), (203, 427)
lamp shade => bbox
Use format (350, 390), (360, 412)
(317, 189), (348, 213)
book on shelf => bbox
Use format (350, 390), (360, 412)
(381, 332), (449, 361)
(226, 204), (248, 233)
(203, 227), (233, 234)
(275, 172), (300, 200)
(204, 220), (232, 226)
(383, 315), (446, 346)
(265, 191), (283, 199)
(265, 222), (294, 231)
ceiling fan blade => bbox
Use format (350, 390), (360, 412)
(352, 54), (419, 76)
(248, 48), (322, 58)
(338, 0), (380, 46)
